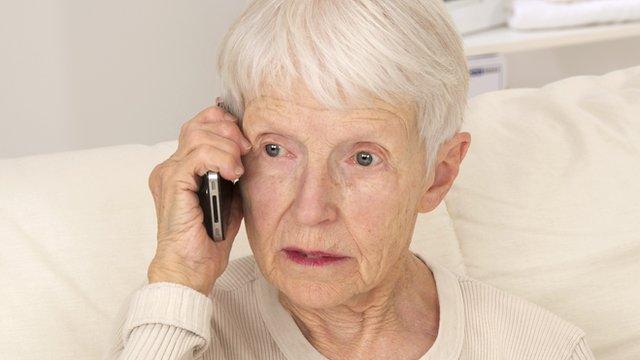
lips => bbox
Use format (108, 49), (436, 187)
(282, 247), (349, 266)
(283, 247), (345, 258)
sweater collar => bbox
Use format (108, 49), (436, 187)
(254, 251), (465, 360)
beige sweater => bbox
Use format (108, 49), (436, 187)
(103, 252), (596, 359)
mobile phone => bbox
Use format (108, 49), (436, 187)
(198, 171), (235, 241)
(197, 97), (238, 241)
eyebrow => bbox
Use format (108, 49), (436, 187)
(243, 114), (403, 147)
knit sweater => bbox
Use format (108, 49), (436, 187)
(102, 252), (596, 359)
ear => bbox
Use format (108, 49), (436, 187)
(417, 132), (471, 213)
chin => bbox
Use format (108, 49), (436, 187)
(254, 249), (358, 308)
(277, 277), (350, 309)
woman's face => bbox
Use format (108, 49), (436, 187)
(238, 82), (429, 309)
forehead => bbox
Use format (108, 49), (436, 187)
(242, 86), (415, 141)
(243, 98), (413, 146)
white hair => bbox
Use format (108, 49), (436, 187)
(217, 0), (468, 175)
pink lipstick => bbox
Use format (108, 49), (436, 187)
(282, 247), (349, 266)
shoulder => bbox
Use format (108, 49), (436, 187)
(455, 274), (583, 336)
(208, 255), (284, 357)
(456, 275), (589, 359)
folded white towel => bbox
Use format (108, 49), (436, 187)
(509, 0), (640, 30)
(544, 0), (611, 2)
(544, 0), (597, 2)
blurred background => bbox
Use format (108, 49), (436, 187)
(2, 0), (639, 159)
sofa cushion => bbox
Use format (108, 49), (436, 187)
(0, 143), (172, 359)
(446, 64), (640, 360)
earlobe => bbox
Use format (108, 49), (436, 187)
(459, 132), (471, 162)
(416, 160), (449, 213)
(416, 132), (471, 214)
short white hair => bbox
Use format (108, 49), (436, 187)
(217, 0), (468, 175)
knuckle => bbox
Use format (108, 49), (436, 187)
(201, 106), (224, 121)
(149, 163), (163, 180)
(215, 121), (236, 138)
(184, 129), (204, 146)
(148, 173), (157, 192)
(189, 145), (218, 168)
(179, 121), (190, 134)
(193, 143), (214, 158)
(148, 163), (166, 193)
(179, 122), (192, 141)
(193, 143), (235, 169)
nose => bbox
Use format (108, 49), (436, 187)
(292, 162), (339, 226)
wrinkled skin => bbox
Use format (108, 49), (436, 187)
(236, 80), (471, 359)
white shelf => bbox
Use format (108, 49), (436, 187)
(463, 21), (640, 56)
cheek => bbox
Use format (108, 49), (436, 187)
(340, 173), (412, 270)
(239, 158), (295, 251)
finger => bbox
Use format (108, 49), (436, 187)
(179, 114), (252, 155)
(179, 106), (235, 143)
(175, 128), (248, 160)
(200, 120), (252, 155)
(195, 105), (239, 125)
(197, 105), (250, 144)
(167, 144), (243, 193)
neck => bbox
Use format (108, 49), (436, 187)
(278, 251), (440, 359)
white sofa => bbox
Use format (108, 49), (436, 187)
(1, 65), (639, 360)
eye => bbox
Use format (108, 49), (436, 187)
(354, 151), (378, 167)
(264, 143), (284, 157)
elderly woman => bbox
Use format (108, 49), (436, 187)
(105, 1), (595, 359)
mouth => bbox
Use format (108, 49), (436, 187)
(281, 247), (349, 266)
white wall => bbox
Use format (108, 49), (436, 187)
(505, 36), (640, 89)
(0, 0), (250, 159)
(2, 1), (639, 158)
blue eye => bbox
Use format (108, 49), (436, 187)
(355, 151), (375, 166)
(264, 143), (282, 157)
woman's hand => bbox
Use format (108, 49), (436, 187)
(146, 104), (252, 296)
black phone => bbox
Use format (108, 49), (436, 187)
(198, 171), (236, 241)
(197, 98), (238, 241)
